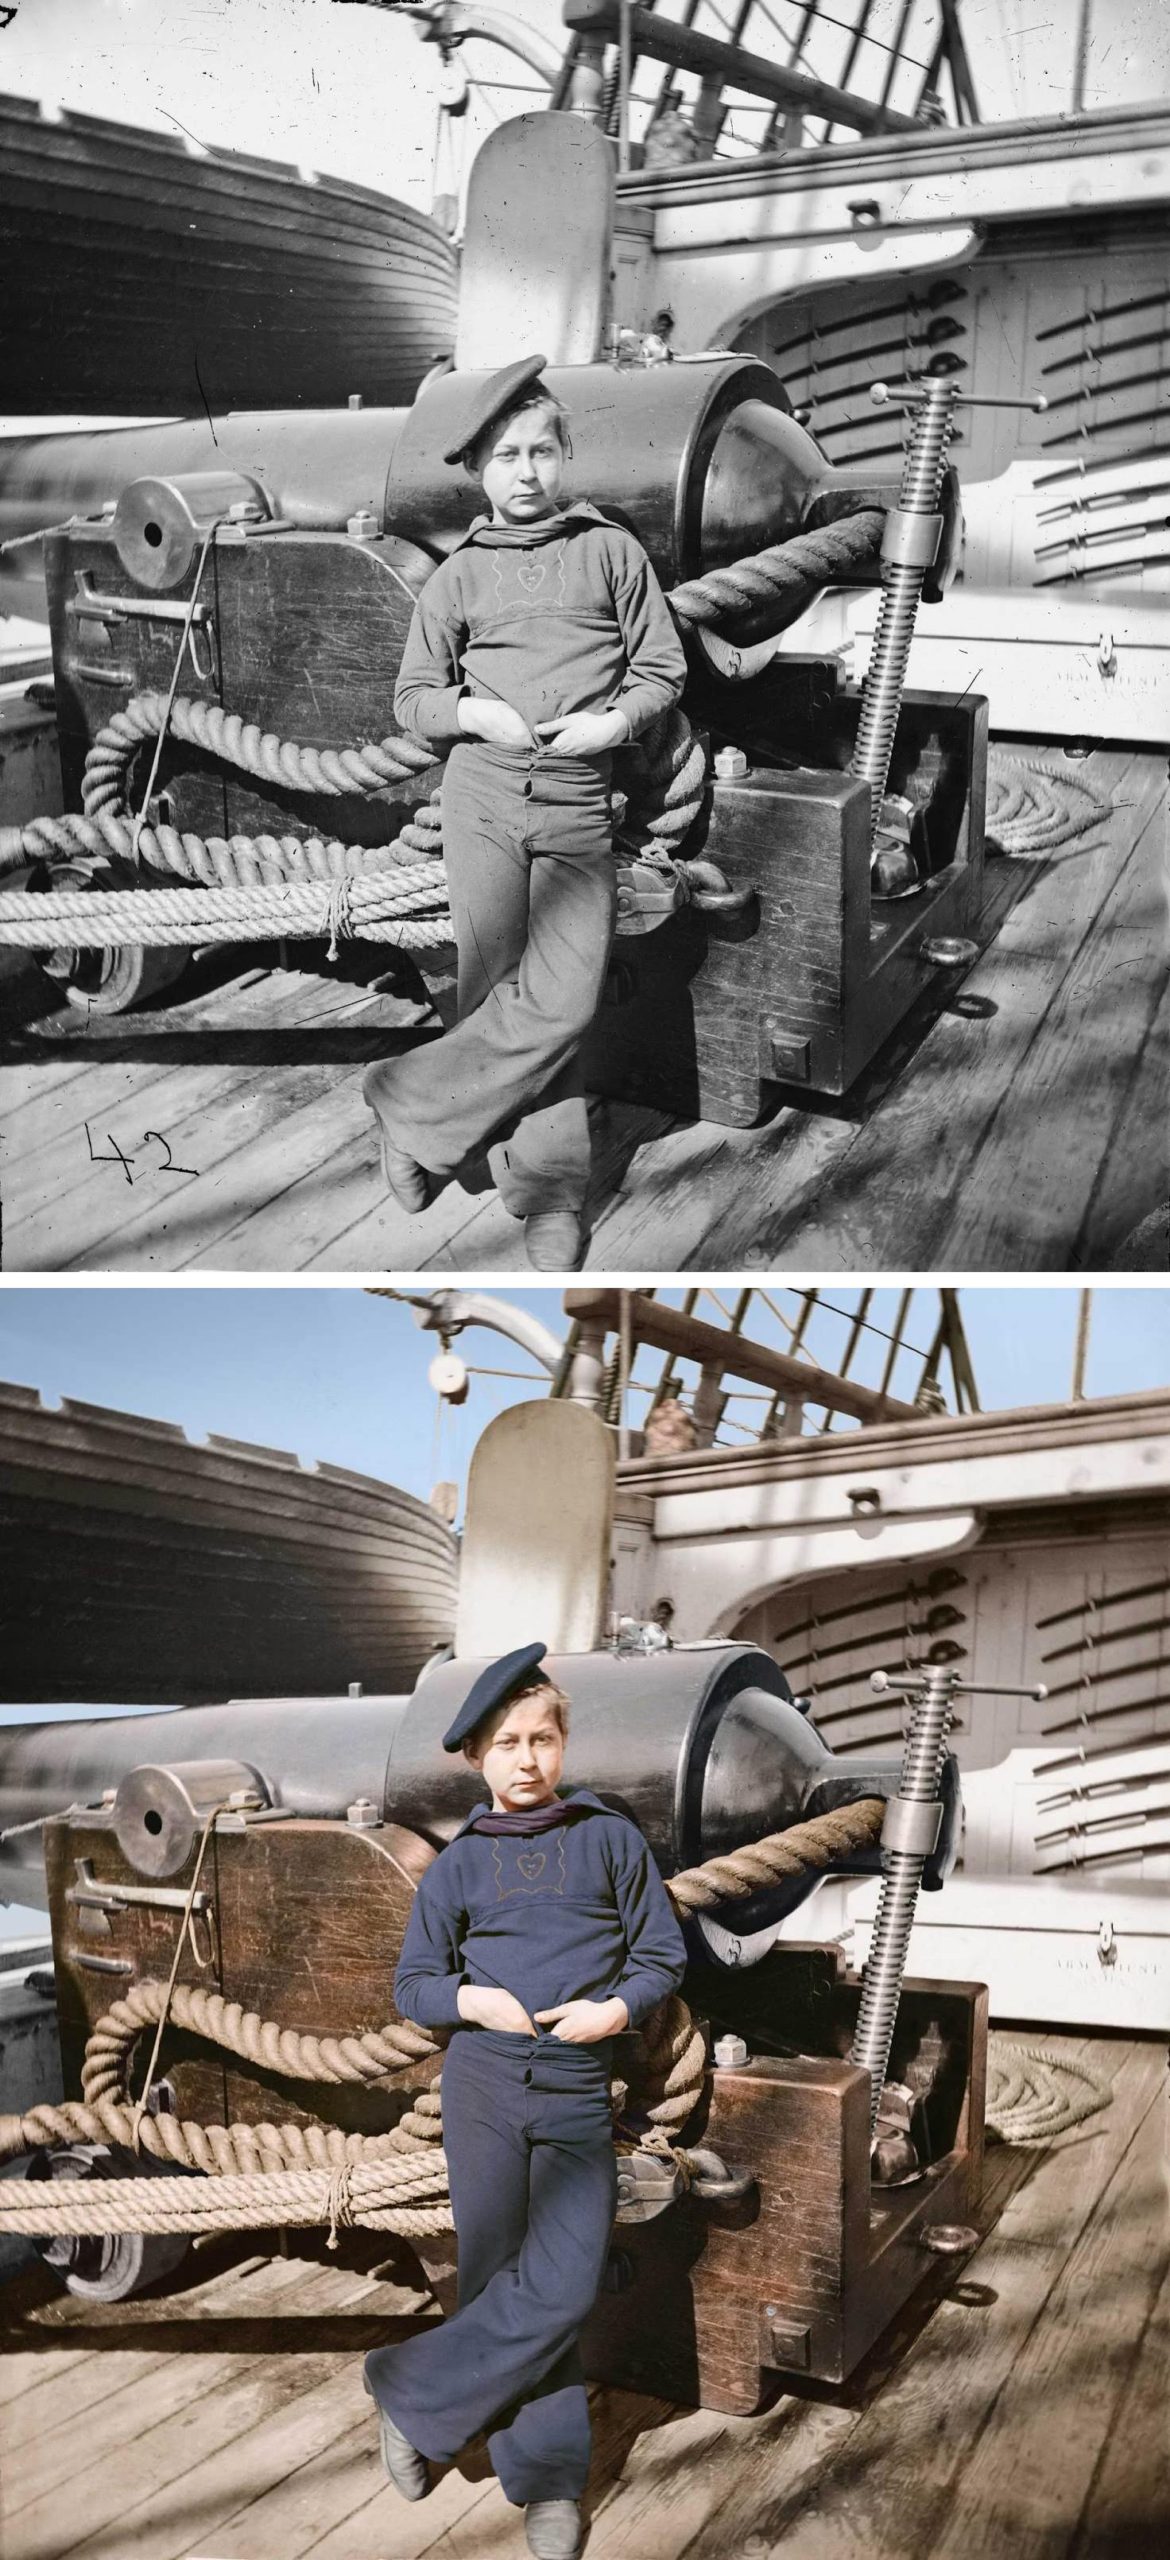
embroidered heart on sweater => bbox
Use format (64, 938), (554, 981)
(516, 554), (547, 594)
(516, 1850), (546, 1880)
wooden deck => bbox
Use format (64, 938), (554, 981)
(0, 2029), (1164, 2560)
(1, 743), (1165, 1274)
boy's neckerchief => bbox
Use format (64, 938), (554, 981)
(466, 1797), (592, 1837)
(462, 502), (604, 551)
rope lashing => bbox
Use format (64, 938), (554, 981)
(81, 691), (440, 818)
(0, 870), (456, 951)
(0, 803), (445, 889)
(666, 1797), (885, 1914)
(668, 511), (885, 636)
(0, 1800), (883, 2240)
(0, 2156), (461, 2244)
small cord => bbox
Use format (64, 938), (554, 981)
(129, 520), (219, 870)
(129, 1797), (232, 2152)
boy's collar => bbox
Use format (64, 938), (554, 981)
(452, 500), (609, 552)
(452, 1784), (609, 1838)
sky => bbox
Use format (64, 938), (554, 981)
(1, 1280), (1166, 1507)
(3, 0), (1167, 226)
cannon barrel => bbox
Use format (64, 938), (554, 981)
(1, 1643), (960, 1932)
(0, 357), (913, 610)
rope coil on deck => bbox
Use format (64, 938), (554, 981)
(0, 508), (881, 951)
(0, 1801), (883, 2238)
(985, 756), (1114, 856)
(984, 2043), (1114, 2143)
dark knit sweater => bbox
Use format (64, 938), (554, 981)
(392, 501), (686, 750)
(392, 1787), (687, 2033)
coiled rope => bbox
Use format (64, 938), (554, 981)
(0, 508), (881, 953)
(0, 1798), (883, 2241)
(984, 2042), (1114, 2144)
(985, 755), (1114, 856)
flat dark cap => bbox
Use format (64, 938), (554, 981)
(441, 354), (551, 465)
(442, 1642), (550, 1751)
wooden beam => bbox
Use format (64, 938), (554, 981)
(563, 1290), (921, 1424)
(562, 1), (922, 135)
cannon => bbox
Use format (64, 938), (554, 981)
(0, 1639), (987, 2400)
(0, 119), (985, 1102)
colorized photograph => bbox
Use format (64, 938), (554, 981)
(0, 1278), (1167, 2555)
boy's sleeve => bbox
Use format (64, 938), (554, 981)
(392, 565), (469, 749)
(609, 537), (688, 741)
(393, 1856), (468, 2030)
(610, 1824), (688, 2027)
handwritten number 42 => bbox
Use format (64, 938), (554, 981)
(85, 1126), (197, 1183)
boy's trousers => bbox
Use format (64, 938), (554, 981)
(365, 2027), (617, 2505)
(365, 743), (616, 1216)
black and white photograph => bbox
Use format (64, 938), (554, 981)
(0, 0), (1167, 1272)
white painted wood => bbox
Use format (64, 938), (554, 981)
(456, 114), (613, 369)
(847, 1877), (1170, 2031)
(456, 1400), (615, 1659)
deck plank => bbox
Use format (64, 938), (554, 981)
(1070, 2245), (1170, 2558)
(3, 2267), (407, 2560)
(1, 2255), (417, 2512)
(0, 2248), (271, 2412)
(934, 760), (1170, 1269)
(926, 2038), (1169, 2557)
(0, 969), (414, 1163)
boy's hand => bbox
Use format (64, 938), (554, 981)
(457, 1984), (537, 2034)
(534, 1997), (630, 2043)
(458, 696), (537, 749)
(533, 710), (630, 757)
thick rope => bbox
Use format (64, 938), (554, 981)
(0, 2154), (456, 2242)
(0, 869), (454, 950)
(668, 512), (884, 634)
(81, 691), (439, 817)
(666, 1798), (884, 1913)
(984, 2043), (1114, 2144)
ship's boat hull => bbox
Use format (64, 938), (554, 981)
(0, 1381), (457, 1704)
(0, 96), (458, 414)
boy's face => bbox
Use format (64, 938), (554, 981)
(464, 1688), (566, 1812)
(477, 404), (564, 526)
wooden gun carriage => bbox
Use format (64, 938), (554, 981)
(5, 1643), (986, 2405)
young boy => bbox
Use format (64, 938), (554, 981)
(364, 1642), (687, 2560)
(362, 354), (687, 1271)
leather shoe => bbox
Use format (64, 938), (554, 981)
(362, 1073), (430, 1212)
(362, 2369), (430, 2501)
(525, 2500), (583, 2560)
(525, 1210), (584, 1271)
